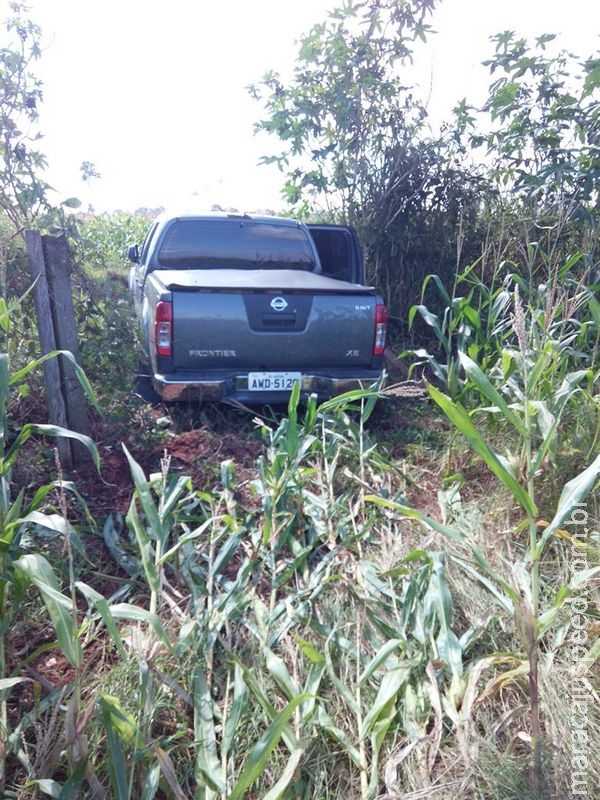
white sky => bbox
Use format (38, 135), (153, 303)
(12, 0), (600, 214)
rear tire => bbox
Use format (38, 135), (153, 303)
(134, 363), (163, 405)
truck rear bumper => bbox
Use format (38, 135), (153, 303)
(150, 370), (385, 403)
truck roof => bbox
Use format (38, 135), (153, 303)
(153, 210), (302, 226)
(149, 213), (319, 272)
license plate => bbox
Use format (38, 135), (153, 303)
(248, 371), (301, 391)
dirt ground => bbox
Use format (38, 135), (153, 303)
(12, 345), (426, 521)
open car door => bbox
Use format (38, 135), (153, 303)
(308, 224), (365, 285)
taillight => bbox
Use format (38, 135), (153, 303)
(155, 300), (173, 356)
(373, 304), (387, 356)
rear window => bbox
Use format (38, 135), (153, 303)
(156, 219), (318, 270)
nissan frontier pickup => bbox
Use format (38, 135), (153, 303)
(128, 212), (387, 403)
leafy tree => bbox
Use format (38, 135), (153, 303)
(249, 0), (438, 217)
(456, 32), (600, 277)
(0, 1), (49, 231)
(472, 32), (599, 206)
(250, 0), (493, 331)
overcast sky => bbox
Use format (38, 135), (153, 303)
(16, 0), (600, 214)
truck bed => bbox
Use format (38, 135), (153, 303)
(156, 268), (375, 293)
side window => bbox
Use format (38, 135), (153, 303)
(139, 223), (159, 266)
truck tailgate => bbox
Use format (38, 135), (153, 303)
(171, 287), (378, 370)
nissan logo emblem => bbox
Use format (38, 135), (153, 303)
(270, 297), (288, 311)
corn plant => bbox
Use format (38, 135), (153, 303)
(97, 440), (319, 799)
(0, 297), (99, 794)
(406, 261), (512, 398)
(87, 447), (260, 798)
(83, 454), (207, 798)
(92, 385), (393, 799)
(250, 383), (385, 616)
(192, 646), (319, 800)
(406, 250), (598, 405)
(370, 273), (600, 796)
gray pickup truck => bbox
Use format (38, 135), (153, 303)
(128, 212), (387, 403)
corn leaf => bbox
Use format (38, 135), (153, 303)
(140, 762), (161, 800)
(430, 553), (464, 677)
(228, 695), (309, 800)
(99, 694), (131, 800)
(0, 676), (31, 693)
(365, 495), (465, 542)
(235, 658), (298, 753)
(159, 516), (214, 563)
(158, 474), (191, 522)
(222, 662), (249, 758)
(15, 553), (82, 668)
(154, 745), (189, 800)
(410, 304), (447, 348)
(209, 530), (242, 578)
(362, 666), (409, 737)
(538, 567), (600, 636)
(454, 552), (519, 611)
(25, 780), (62, 798)
(264, 647), (298, 700)
(123, 444), (164, 541)
(323, 638), (360, 715)
(193, 666), (224, 797)
(125, 498), (159, 595)
(262, 747), (305, 800)
(290, 633), (325, 664)
(358, 639), (403, 686)
(428, 384), (537, 517)
(7, 423), (100, 471)
(316, 706), (362, 766)
(459, 352), (526, 435)
(109, 603), (171, 650)
(536, 451), (600, 557)
(75, 581), (128, 659)
(9, 349), (98, 412)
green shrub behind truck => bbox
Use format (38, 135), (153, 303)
(128, 212), (387, 403)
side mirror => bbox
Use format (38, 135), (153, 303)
(127, 243), (140, 263)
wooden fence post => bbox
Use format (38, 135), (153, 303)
(43, 235), (91, 442)
(26, 230), (91, 468)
